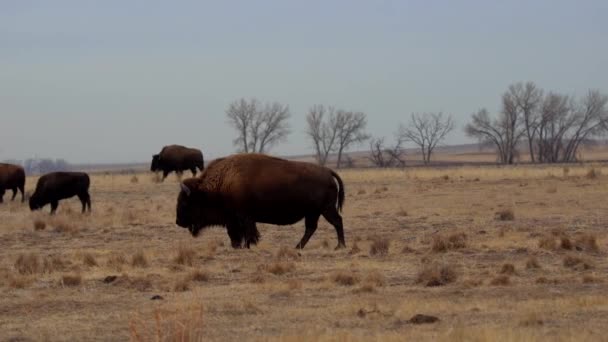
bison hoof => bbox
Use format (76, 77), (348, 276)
(334, 243), (346, 250)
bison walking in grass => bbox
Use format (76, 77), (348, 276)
(151, 145), (205, 181)
(29, 172), (91, 214)
(0, 163), (25, 203)
(175, 154), (346, 249)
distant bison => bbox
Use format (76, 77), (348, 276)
(176, 153), (346, 250)
(0, 163), (25, 203)
(29, 172), (91, 214)
(151, 145), (204, 181)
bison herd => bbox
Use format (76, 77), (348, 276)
(0, 145), (347, 250)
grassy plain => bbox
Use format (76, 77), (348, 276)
(0, 163), (607, 341)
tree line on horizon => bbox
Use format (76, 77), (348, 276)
(226, 82), (608, 167)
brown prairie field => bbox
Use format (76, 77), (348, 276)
(1, 164), (608, 341)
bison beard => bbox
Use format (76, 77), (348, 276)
(175, 154), (346, 250)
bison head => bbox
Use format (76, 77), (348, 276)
(29, 192), (42, 211)
(150, 154), (161, 172)
(176, 179), (208, 237)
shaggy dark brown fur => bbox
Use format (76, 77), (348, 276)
(29, 172), (91, 214)
(151, 145), (204, 181)
(0, 163), (25, 203)
(176, 154), (346, 249)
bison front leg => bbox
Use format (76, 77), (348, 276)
(0, 189), (4, 203)
(226, 223), (244, 249)
(190, 168), (197, 177)
(50, 200), (59, 215)
(296, 214), (320, 249)
(11, 188), (18, 201)
(162, 170), (170, 181)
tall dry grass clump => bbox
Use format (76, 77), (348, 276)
(431, 233), (466, 252)
(174, 245), (197, 266)
(82, 253), (98, 267)
(60, 274), (82, 287)
(131, 250), (149, 268)
(49, 217), (78, 234)
(14, 253), (40, 275)
(575, 234), (599, 253)
(332, 270), (360, 286)
(107, 253), (128, 271)
(130, 304), (204, 342)
(416, 262), (457, 287)
(33, 219), (46, 231)
(369, 238), (390, 256)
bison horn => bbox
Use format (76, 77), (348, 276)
(180, 183), (191, 196)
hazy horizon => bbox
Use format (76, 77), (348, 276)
(2, 1), (607, 163)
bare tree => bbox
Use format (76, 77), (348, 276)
(561, 90), (608, 161)
(334, 111), (369, 168)
(306, 105), (339, 166)
(399, 112), (454, 164)
(306, 106), (369, 168)
(226, 98), (290, 153)
(368, 137), (405, 168)
(536, 92), (573, 163)
(507, 82), (543, 162)
(466, 82), (608, 164)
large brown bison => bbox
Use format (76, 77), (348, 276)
(29, 172), (91, 214)
(151, 145), (204, 181)
(175, 154), (346, 250)
(0, 163), (25, 203)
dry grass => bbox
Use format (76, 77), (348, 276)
(574, 234), (599, 253)
(60, 274), (82, 287)
(264, 262), (295, 276)
(130, 303), (204, 342)
(431, 233), (467, 252)
(82, 253), (98, 267)
(538, 235), (557, 250)
(174, 245), (197, 266)
(33, 219), (46, 231)
(563, 255), (594, 270)
(489, 275), (511, 286)
(586, 168), (600, 179)
(131, 250), (149, 268)
(189, 270), (210, 282)
(173, 278), (190, 292)
(14, 253), (40, 275)
(1, 165), (608, 340)
(332, 270), (359, 286)
(275, 246), (299, 260)
(495, 209), (515, 221)
(499, 263), (516, 275)
(369, 238), (390, 256)
(107, 253), (128, 271)
(416, 262), (457, 287)
(526, 257), (541, 269)
(50, 217), (78, 234)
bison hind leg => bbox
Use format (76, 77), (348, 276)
(322, 208), (346, 250)
(296, 214), (320, 250)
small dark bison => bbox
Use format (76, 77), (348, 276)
(29, 172), (91, 214)
(175, 153), (346, 250)
(151, 145), (204, 181)
(0, 163), (25, 203)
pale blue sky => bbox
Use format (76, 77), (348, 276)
(1, 0), (607, 163)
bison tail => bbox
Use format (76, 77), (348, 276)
(331, 171), (345, 212)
